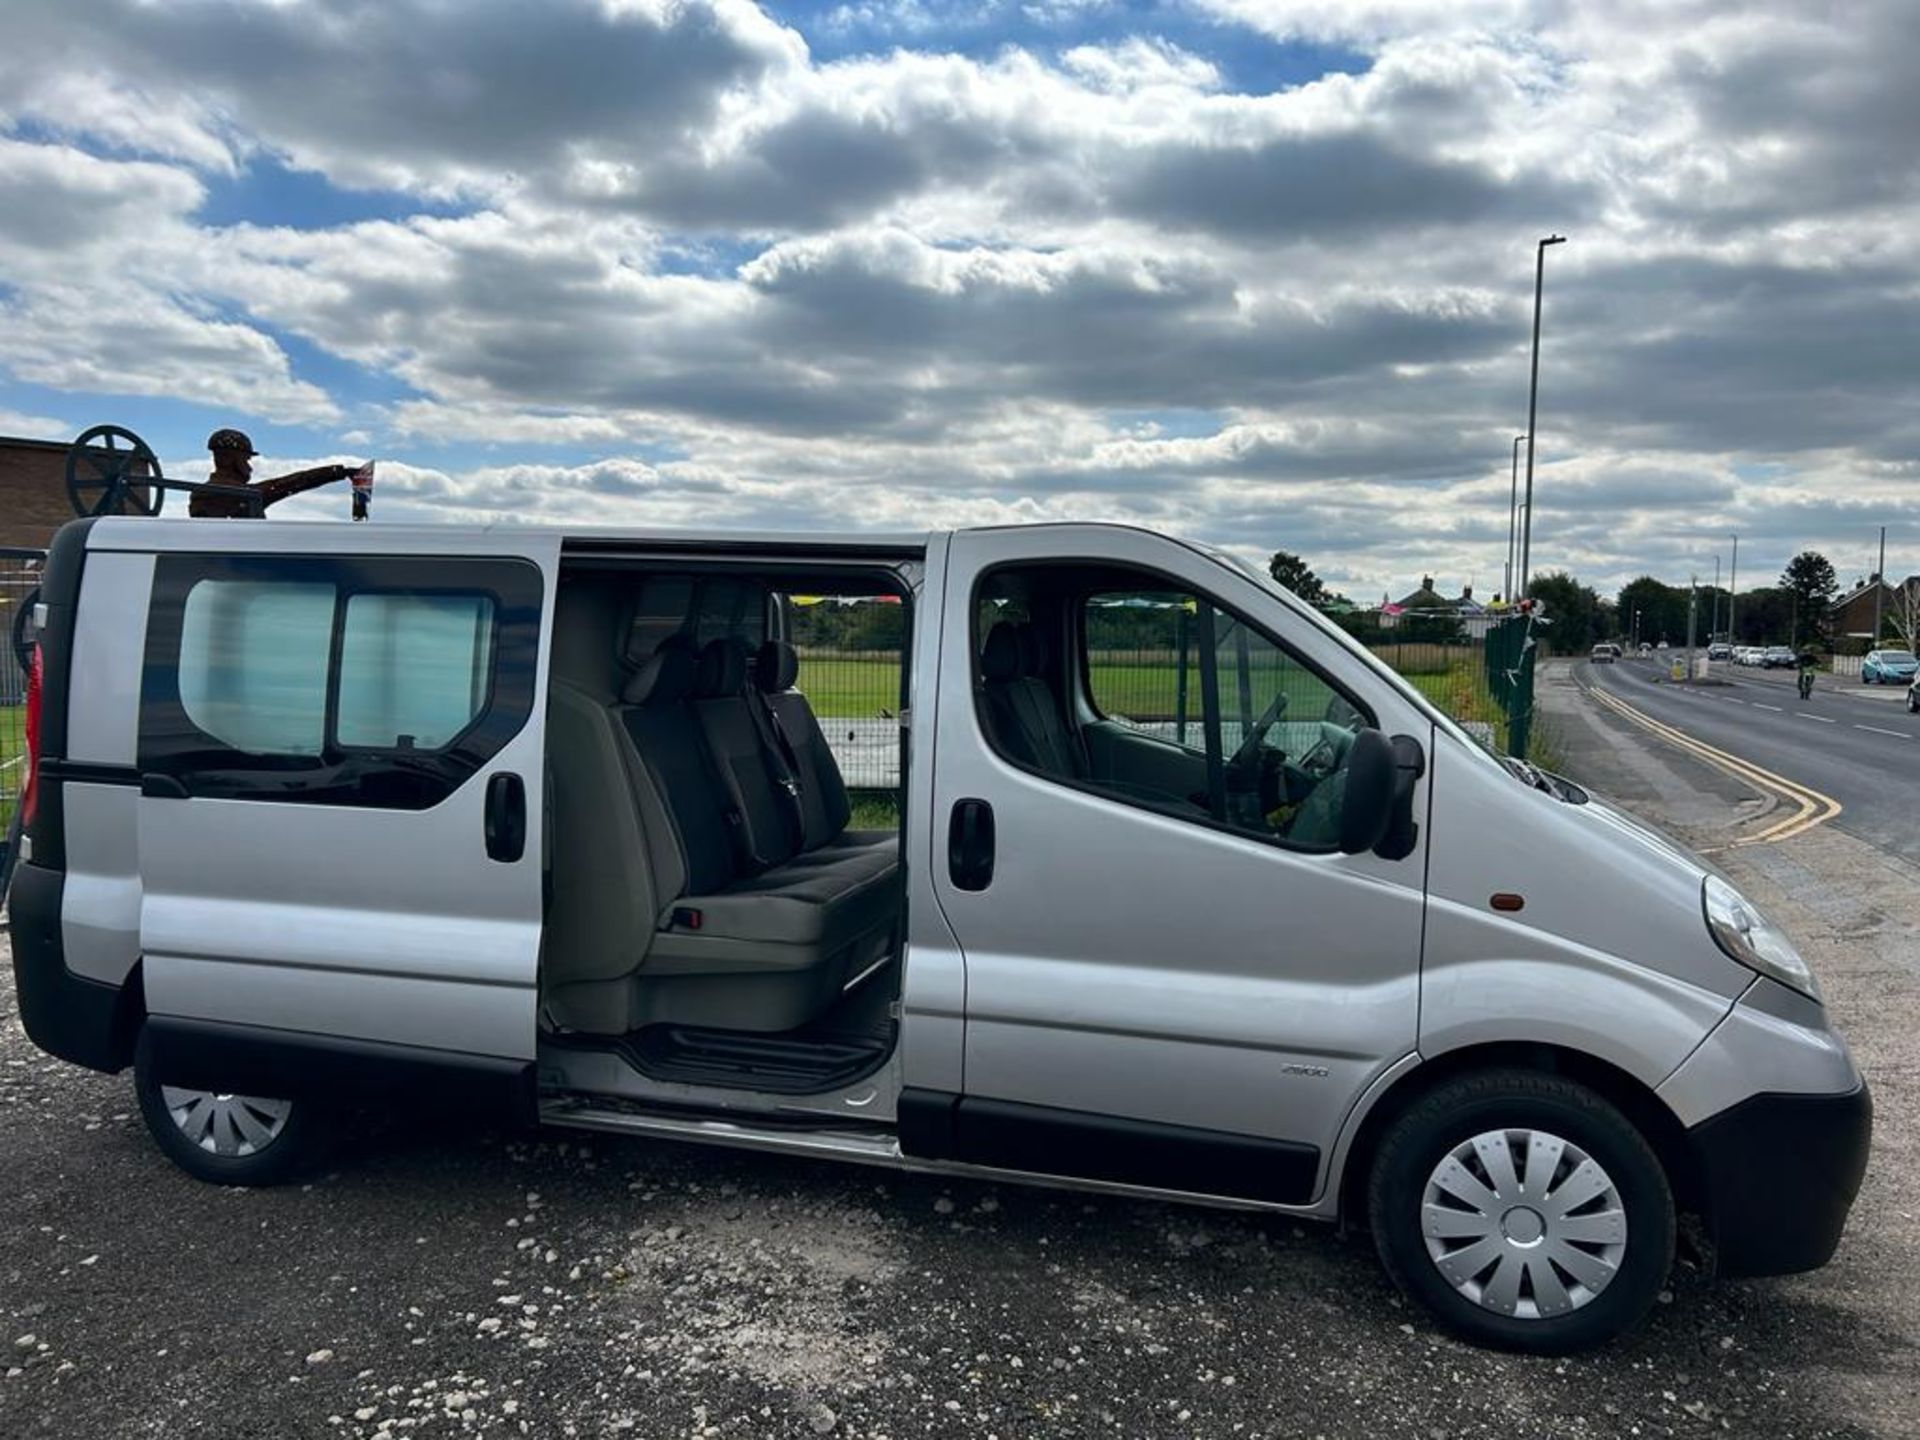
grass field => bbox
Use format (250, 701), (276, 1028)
(793, 654), (902, 717)
(1, 704), (22, 831)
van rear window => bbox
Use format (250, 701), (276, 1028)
(337, 593), (494, 750)
(179, 580), (336, 755)
(142, 555), (541, 809)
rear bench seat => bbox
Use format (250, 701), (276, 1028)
(543, 626), (900, 1036)
(751, 639), (897, 873)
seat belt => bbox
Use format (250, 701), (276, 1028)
(747, 689), (808, 850)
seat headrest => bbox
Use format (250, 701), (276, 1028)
(696, 636), (750, 698)
(1017, 623), (1049, 678)
(622, 635), (697, 706)
(981, 621), (1023, 683)
(754, 639), (799, 694)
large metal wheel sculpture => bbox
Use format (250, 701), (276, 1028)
(65, 424), (164, 517)
(9, 583), (35, 675)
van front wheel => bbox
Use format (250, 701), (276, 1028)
(133, 1029), (327, 1186)
(1368, 1069), (1674, 1353)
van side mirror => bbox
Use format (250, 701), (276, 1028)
(1337, 729), (1425, 858)
(1377, 733), (1425, 861)
(1337, 729), (1396, 854)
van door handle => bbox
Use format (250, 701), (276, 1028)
(140, 773), (189, 800)
(947, 798), (995, 891)
(484, 772), (526, 863)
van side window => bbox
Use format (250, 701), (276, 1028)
(974, 566), (1371, 852)
(624, 577), (695, 661)
(337, 594), (495, 750)
(178, 580), (336, 756)
(142, 555), (542, 809)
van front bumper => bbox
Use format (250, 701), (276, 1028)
(1686, 1082), (1871, 1277)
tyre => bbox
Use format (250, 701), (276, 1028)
(133, 1028), (328, 1186)
(1368, 1069), (1674, 1354)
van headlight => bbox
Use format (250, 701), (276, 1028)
(1702, 875), (1820, 1001)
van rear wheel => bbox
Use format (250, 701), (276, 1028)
(1368, 1069), (1674, 1353)
(133, 1028), (327, 1186)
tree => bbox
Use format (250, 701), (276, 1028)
(1526, 571), (1603, 652)
(1616, 576), (1689, 647)
(1782, 551), (1839, 649)
(1883, 579), (1920, 653)
(1734, 586), (1794, 646)
(1268, 550), (1330, 607)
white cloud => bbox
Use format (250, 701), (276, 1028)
(0, 406), (71, 440)
(0, 0), (1915, 593)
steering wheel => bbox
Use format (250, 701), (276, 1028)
(1227, 690), (1288, 775)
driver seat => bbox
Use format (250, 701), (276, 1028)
(979, 622), (1085, 779)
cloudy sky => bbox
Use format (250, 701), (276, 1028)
(1, 0), (1915, 600)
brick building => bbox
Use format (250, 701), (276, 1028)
(1, 434), (155, 552)
(1831, 574), (1920, 646)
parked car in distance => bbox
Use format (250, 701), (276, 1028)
(1763, 645), (1797, 669)
(1706, 642), (1733, 661)
(1861, 649), (1919, 685)
(10, 514), (1872, 1355)
(1590, 643), (1618, 664)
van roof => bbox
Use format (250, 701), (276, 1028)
(76, 515), (1222, 564)
(78, 515), (933, 559)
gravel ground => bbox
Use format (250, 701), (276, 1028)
(2, 680), (1915, 1439)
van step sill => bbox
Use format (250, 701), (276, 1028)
(617, 1023), (890, 1095)
(540, 1098), (901, 1165)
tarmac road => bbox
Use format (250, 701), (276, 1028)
(1583, 656), (1920, 863)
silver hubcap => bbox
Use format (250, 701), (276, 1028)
(1422, 1128), (1627, 1320)
(160, 1087), (292, 1157)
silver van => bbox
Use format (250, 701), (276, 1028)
(9, 516), (1868, 1353)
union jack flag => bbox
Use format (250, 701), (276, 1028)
(349, 461), (375, 521)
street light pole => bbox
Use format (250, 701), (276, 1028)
(1504, 433), (1527, 603)
(1873, 524), (1887, 643)
(1713, 554), (1721, 640)
(1728, 534), (1738, 643)
(1518, 234), (1567, 599)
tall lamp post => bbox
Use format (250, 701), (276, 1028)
(1728, 534), (1738, 643)
(1517, 234), (1567, 598)
(1503, 433), (1527, 603)
(1873, 524), (1887, 643)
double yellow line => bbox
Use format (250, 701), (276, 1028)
(1587, 682), (1842, 845)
